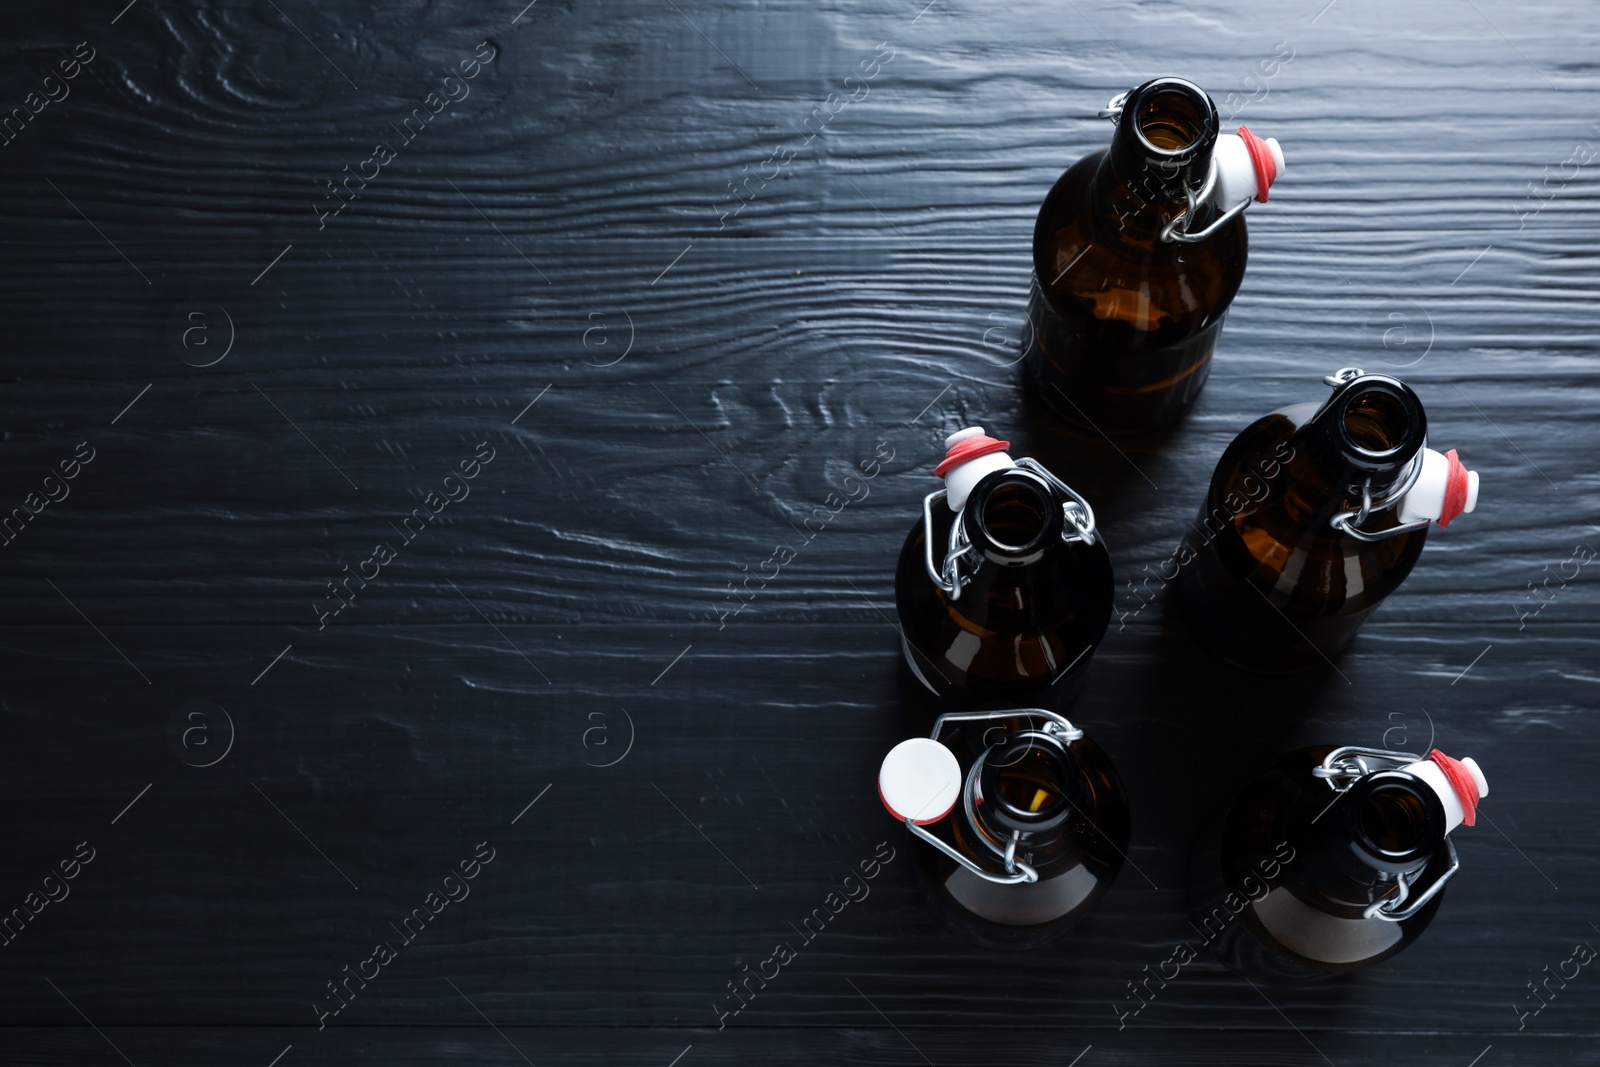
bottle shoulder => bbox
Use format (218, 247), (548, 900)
(1063, 734), (1131, 851)
(940, 724), (1127, 818)
(1032, 150), (1104, 249)
(896, 509), (1115, 626)
(895, 495), (1114, 705)
(1198, 406), (1430, 579)
(1032, 150), (1248, 339)
(1223, 746), (1335, 830)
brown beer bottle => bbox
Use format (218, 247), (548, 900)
(1021, 78), (1285, 435)
(1174, 368), (1481, 673)
(1187, 744), (1488, 981)
(878, 707), (1130, 950)
(894, 428), (1113, 713)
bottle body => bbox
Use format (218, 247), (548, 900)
(1186, 745), (1451, 981)
(1021, 79), (1248, 436)
(908, 712), (1129, 950)
(895, 469), (1114, 713)
(1174, 394), (1429, 674)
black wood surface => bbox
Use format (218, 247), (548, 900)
(3, 0), (1598, 1063)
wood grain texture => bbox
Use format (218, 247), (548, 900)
(11, 1026), (1600, 1067)
(1, 0), (1598, 1062)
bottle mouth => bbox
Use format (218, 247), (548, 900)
(1124, 78), (1218, 159)
(1342, 389), (1409, 458)
(1326, 375), (1427, 476)
(967, 469), (1061, 560)
(1349, 774), (1443, 865)
(974, 730), (1076, 835)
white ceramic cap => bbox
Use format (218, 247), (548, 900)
(878, 737), (962, 825)
(938, 426), (1014, 512)
(1397, 448), (1481, 526)
(1211, 131), (1285, 209)
(1402, 754), (1488, 835)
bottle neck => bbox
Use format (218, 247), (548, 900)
(1288, 771), (1447, 912)
(1092, 77), (1220, 243)
(1278, 375), (1428, 529)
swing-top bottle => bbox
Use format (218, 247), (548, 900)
(895, 428), (1113, 712)
(878, 706), (1129, 949)
(1174, 368), (1481, 673)
(1187, 744), (1488, 981)
(1021, 77), (1286, 435)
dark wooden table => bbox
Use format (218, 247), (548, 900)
(3, 0), (1598, 1063)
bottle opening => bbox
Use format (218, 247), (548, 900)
(978, 481), (1050, 552)
(1107, 79), (1220, 206)
(1317, 374), (1428, 478)
(981, 735), (1073, 828)
(1355, 781), (1433, 859)
(1137, 86), (1209, 153)
(1341, 388), (1411, 458)
(967, 471), (1061, 559)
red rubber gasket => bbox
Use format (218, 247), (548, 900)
(1437, 448), (1469, 528)
(1237, 125), (1276, 203)
(934, 435), (1010, 478)
(1428, 749), (1480, 827)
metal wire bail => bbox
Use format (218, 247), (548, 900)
(1097, 90), (1129, 121)
(904, 819), (1036, 884)
(1161, 154), (1251, 245)
(1318, 369), (1431, 543)
(1360, 838), (1459, 922)
(1312, 745), (1424, 786)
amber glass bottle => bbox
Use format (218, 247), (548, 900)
(1022, 78), (1281, 435)
(895, 428), (1113, 713)
(1174, 370), (1479, 673)
(878, 708), (1130, 950)
(1187, 744), (1487, 981)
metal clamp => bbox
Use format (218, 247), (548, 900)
(906, 817), (1037, 883)
(1097, 90), (1129, 120)
(1312, 745), (1423, 786)
(1098, 89), (1250, 245)
(1329, 467), (1429, 543)
(921, 488), (974, 598)
(1317, 369), (1430, 542)
(1362, 837), (1459, 922)
(1321, 369), (1426, 541)
(1310, 746), (1461, 922)
(920, 461), (1097, 601)
(1017, 458), (1098, 547)
(904, 708), (1085, 886)
(929, 707), (1085, 746)
(1161, 155), (1251, 245)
